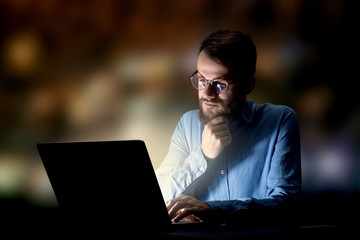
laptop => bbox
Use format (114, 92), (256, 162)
(37, 140), (208, 236)
(37, 140), (177, 234)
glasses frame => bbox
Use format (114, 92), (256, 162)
(189, 71), (233, 94)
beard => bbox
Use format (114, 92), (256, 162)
(198, 95), (245, 125)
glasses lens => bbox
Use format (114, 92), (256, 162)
(214, 81), (228, 93)
(198, 78), (207, 89)
(191, 75), (207, 89)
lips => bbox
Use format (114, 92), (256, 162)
(201, 100), (220, 109)
(200, 98), (222, 111)
(204, 102), (217, 107)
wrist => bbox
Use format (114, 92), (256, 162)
(201, 146), (213, 162)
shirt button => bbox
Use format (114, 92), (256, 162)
(220, 169), (225, 175)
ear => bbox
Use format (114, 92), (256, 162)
(244, 76), (256, 95)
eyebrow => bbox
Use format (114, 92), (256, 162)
(196, 70), (227, 81)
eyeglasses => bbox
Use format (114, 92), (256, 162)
(189, 71), (233, 94)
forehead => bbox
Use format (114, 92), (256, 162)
(197, 51), (229, 79)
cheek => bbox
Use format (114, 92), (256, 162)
(219, 93), (233, 107)
(198, 89), (209, 100)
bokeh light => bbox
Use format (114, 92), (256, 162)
(0, 0), (359, 211)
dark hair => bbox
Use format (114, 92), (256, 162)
(199, 30), (257, 78)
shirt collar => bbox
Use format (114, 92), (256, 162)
(229, 100), (256, 130)
(241, 100), (256, 123)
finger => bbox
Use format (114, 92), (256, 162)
(208, 122), (230, 132)
(166, 194), (186, 211)
(207, 116), (229, 126)
(172, 208), (193, 223)
(183, 214), (201, 222)
(205, 124), (231, 139)
(168, 201), (187, 219)
(217, 131), (232, 142)
(166, 199), (175, 211)
(208, 128), (232, 144)
(213, 126), (231, 136)
(219, 135), (232, 145)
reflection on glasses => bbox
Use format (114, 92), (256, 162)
(189, 71), (233, 94)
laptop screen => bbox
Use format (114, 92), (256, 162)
(37, 140), (171, 231)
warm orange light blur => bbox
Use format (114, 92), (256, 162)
(0, 0), (359, 208)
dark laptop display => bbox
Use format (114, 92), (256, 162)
(37, 140), (172, 233)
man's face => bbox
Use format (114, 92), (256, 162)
(197, 51), (245, 125)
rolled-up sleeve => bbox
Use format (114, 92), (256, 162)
(155, 111), (207, 202)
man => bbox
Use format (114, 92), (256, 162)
(155, 30), (301, 226)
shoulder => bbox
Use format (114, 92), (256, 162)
(173, 110), (201, 132)
(250, 101), (299, 130)
(254, 102), (297, 120)
(180, 110), (200, 123)
(171, 110), (202, 146)
(250, 102), (300, 142)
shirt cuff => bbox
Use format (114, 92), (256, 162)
(171, 147), (208, 196)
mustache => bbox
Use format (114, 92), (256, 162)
(199, 98), (223, 104)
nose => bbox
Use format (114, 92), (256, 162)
(201, 82), (217, 99)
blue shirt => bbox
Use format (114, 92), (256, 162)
(156, 100), (301, 223)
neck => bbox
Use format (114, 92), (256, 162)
(227, 96), (247, 123)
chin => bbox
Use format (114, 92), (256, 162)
(202, 106), (222, 117)
(199, 107), (227, 125)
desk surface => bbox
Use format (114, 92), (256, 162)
(0, 200), (358, 239)
(161, 224), (353, 240)
(1, 211), (356, 239)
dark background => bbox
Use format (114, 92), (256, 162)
(0, 0), (359, 223)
